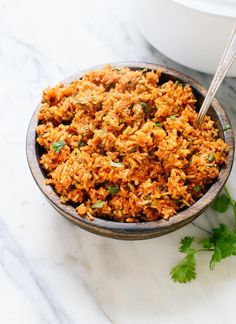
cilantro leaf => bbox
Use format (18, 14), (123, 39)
(78, 141), (86, 148)
(223, 125), (231, 131)
(200, 238), (212, 249)
(208, 153), (215, 162)
(110, 160), (124, 168)
(108, 185), (119, 194)
(210, 247), (222, 270)
(207, 224), (236, 269)
(179, 236), (194, 253)
(194, 185), (201, 192)
(140, 102), (147, 108)
(171, 236), (197, 283)
(211, 194), (230, 213)
(91, 200), (105, 209)
(140, 102), (149, 113)
(52, 140), (66, 153)
(170, 253), (196, 283)
(155, 122), (162, 127)
(171, 187), (236, 283)
(211, 224), (236, 256)
(211, 223), (229, 241)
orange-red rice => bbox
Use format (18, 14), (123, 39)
(36, 65), (228, 222)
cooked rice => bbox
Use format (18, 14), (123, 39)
(36, 65), (228, 222)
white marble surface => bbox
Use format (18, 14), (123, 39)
(1, 0), (236, 323)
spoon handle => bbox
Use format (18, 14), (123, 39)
(197, 24), (236, 126)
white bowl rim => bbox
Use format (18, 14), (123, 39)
(171, 0), (236, 18)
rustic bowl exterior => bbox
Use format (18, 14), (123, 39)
(26, 62), (235, 240)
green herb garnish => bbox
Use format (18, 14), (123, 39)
(155, 122), (162, 127)
(110, 160), (124, 168)
(140, 102), (149, 113)
(170, 115), (177, 121)
(78, 141), (86, 148)
(223, 125), (231, 131)
(108, 185), (119, 194)
(52, 140), (66, 153)
(170, 187), (236, 283)
(208, 153), (215, 162)
(91, 200), (105, 208)
(193, 185), (201, 192)
(170, 236), (196, 283)
(212, 194), (230, 213)
(127, 80), (132, 85)
(175, 80), (179, 85)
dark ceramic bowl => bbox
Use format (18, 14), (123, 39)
(26, 62), (234, 240)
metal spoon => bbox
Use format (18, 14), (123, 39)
(197, 24), (236, 127)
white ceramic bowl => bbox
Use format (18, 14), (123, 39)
(134, 0), (236, 76)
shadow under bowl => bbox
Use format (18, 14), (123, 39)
(26, 62), (235, 240)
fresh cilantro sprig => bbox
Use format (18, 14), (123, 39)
(170, 187), (236, 283)
(108, 185), (119, 194)
(171, 237), (197, 283)
(52, 140), (66, 153)
(91, 200), (104, 209)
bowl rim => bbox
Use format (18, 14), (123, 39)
(171, 0), (236, 19)
(26, 62), (235, 238)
